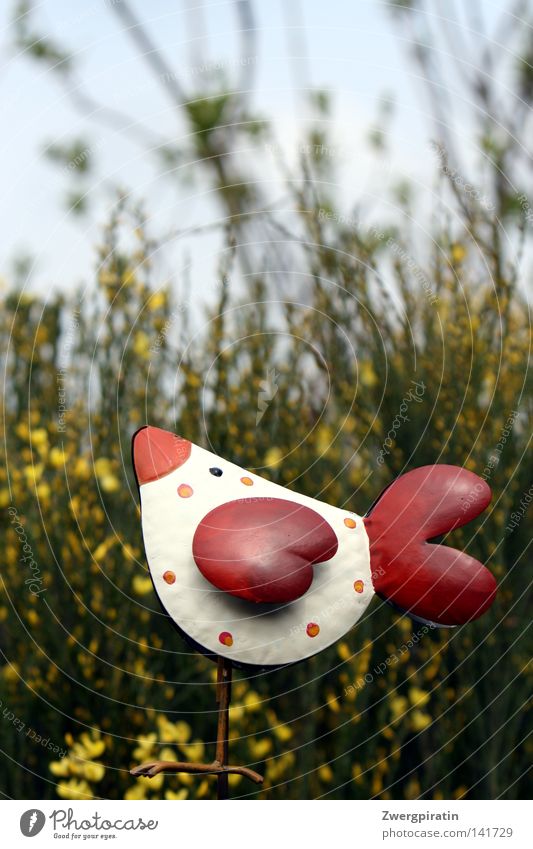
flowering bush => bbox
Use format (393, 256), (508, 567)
(0, 170), (530, 801)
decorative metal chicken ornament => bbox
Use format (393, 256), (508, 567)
(132, 425), (496, 664)
(130, 425), (496, 794)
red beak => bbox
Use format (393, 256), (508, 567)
(132, 426), (191, 485)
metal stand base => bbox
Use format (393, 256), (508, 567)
(130, 657), (264, 799)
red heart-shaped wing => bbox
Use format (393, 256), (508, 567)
(192, 497), (338, 603)
(365, 465), (496, 625)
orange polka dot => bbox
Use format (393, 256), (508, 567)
(306, 622), (320, 638)
(240, 476), (253, 486)
(163, 571), (176, 585)
(219, 631), (233, 647)
(344, 517), (356, 529)
(354, 580), (364, 594)
(177, 483), (193, 498)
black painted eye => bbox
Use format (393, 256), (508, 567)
(209, 467), (223, 477)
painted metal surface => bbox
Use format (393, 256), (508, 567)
(133, 426), (371, 666)
(132, 426), (497, 667)
(365, 465), (496, 625)
(193, 497), (338, 604)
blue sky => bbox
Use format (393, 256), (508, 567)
(0, 0), (506, 294)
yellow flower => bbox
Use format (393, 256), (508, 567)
(316, 424), (333, 454)
(148, 773), (164, 791)
(172, 721), (192, 744)
(26, 609), (39, 626)
(165, 788), (188, 800)
(352, 763), (364, 784)
(408, 686), (430, 708)
(125, 782), (147, 800)
(31, 428), (48, 447)
(405, 777), (421, 799)
(81, 761), (105, 782)
(122, 544), (138, 562)
(100, 474), (120, 493)
(73, 457), (90, 478)
(50, 758), (71, 777)
(371, 773), (383, 796)
(182, 740), (204, 761)
(389, 695), (408, 721)
(123, 268), (137, 287)
(397, 617), (412, 634)
(451, 243), (466, 263)
(133, 575), (153, 596)
(337, 642), (351, 661)
(15, 422), (29, 440)
(149, 291), (167, 311)
(229, 704), (244, 722)
(93, 539), (115, 561)
(57, 779), (93, 800)
(326, 691), (340, 713)
(264, 447), (283, 467)
(159, 747), (177, 762)
(359, 361), (378, 388)
(244, 691), (262, 712)
(273, 723), (292, 743)
(91, 504), (105, 523)
(318, 764), (334, 782)
(248, 737), (272, 760)
(76, 732), (106, 759)
(410, 710), (432, 731)
(36, 325), (48, 345)
(36, 483), (51, 500)
(186, 373), (201, 388)
(195, 779), (211, 798)
(133, 331), (150, 358)
(49, 447), (67, 468)
(3, 663), (20, 683)
(133, 733), (156, 761)
(24, 463), (44, 484)
(157, 717), (191, 745)
(94, 457), (112, 477)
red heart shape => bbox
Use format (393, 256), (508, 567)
(192, 497), (338, 603)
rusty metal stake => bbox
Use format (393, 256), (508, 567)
(214, 655), (231, 799)
(130, 656), (263, 799)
